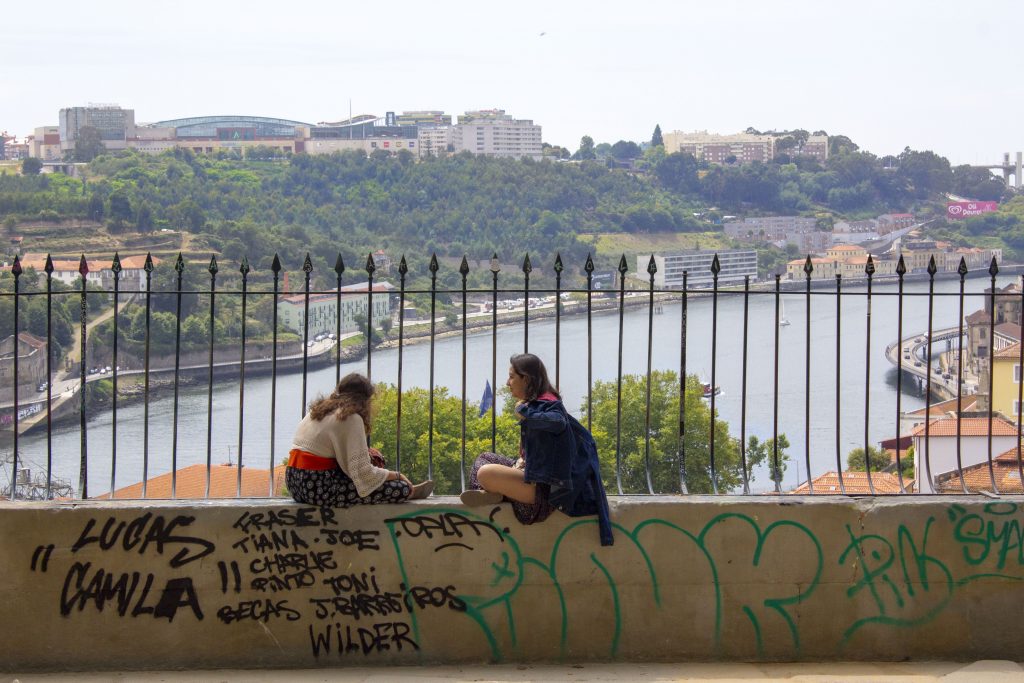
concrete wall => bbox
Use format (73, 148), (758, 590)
(1, 496), (1023, 671)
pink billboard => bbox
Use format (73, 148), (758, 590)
(947, 201), (999, 219)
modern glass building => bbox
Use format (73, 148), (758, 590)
(148, 115), (311, 139)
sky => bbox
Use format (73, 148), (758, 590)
(3, 0), (1021, 166)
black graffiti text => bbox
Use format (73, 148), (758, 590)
(308, 621), (418, 657)
(249, 550), (336, 593)
(232, 529), (310, 555)
(217, 598), (302, 625)
(234, 507), (335, 534)
(322, 568), (381, 596)
(71, 513), (215, 568)
(385, 512), (505, 544)
(60, 562), (203, 622)
(310, 592), (404, 620)
(401, 583), (467, 613)
(320, 527), (380, 551)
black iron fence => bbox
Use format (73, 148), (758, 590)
(2, 250), (1023, 500)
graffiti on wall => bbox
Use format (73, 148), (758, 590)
(25, 502), (1024, 660)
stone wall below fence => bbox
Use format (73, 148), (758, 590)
(1, 496), (1023, 672)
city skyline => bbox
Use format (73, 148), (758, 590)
(3, 0), (1021, 166)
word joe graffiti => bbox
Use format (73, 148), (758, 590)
(23, 501), (1024, 663)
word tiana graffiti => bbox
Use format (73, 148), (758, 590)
(23, 501), (1024, 662)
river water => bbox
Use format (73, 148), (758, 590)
(4, 276), (1018, 495)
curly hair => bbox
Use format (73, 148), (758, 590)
(308, 373), (374, 431)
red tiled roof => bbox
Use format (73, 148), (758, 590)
(997, 323), (1023, 339)
(95, 463), (287, 500)
(16, 332), (47, 349)
(904, 397), (977, 418)
(910, 415), (1020, 437)
(17, 253), (160, 272)
(996, 341), (1022, 358)
(965, 310), (991, 324)
(790, 471), (909, 494)
(935, 460), (1024, 494)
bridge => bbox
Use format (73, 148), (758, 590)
(884, 326), (973, 400)
(969, 151), (1022, 187)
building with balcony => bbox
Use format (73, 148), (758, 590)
(662, 131), (774, 164)
(641, 249), (757, 288)
(277, 282), (394, 336)
(450, 109), (542, 161)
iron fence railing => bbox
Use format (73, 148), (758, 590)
(2, 251), (1023, 500)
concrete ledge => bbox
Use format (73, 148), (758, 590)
(2, 495), (1023, 671)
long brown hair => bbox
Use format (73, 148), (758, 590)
(510, 353), (560, 401)
(308, 373), (374, 431)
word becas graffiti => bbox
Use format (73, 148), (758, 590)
(24, 501), (1024, 661)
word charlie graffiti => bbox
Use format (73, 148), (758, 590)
(30, 512), (214, 622)
(222, 506), (466, 658)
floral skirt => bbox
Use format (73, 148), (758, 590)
(469, 452), (554, 525)
(286, 466), (411, 508)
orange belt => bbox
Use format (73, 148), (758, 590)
(287, 449), (339, 471)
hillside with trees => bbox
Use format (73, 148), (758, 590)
(0, 134), (1019, 291)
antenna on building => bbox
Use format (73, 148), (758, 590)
(349, 99), (353, 140)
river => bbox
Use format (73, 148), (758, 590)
(4, 275), (1018, 495)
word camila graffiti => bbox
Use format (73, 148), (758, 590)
(60, 562), (203, 622)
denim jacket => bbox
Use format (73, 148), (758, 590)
(516, 398), (614, 546)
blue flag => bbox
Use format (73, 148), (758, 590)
(478, 380), (494, 418)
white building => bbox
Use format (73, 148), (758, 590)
(16, 254), (161, 292)
(640, 249), (758, 288)
(277, 282), (394, 336)
(450, 110), (542, 160)
(418, 126), (453, 158)
(911, 415), (1020, 493)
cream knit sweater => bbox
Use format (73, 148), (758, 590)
(290, 412), (388, 497)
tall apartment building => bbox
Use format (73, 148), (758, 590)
(795, 135), (829, 162)
(450, 109), (542, 160)
(662, 131), (774, 164)
(418, 126), (453, 158)
(58, 105), (135, 154)
(640, 249), (758, 288)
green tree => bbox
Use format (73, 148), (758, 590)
(610, 140), (641, 161)
(573, 135), (596, 161)
(583, 371), (782, 493)
(651, 124), (663, 148)
(21, 157), (42, 175)
(73, 126), (106, 162)
(847, 445), (890, 472)
(370, 384), (520, 494)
